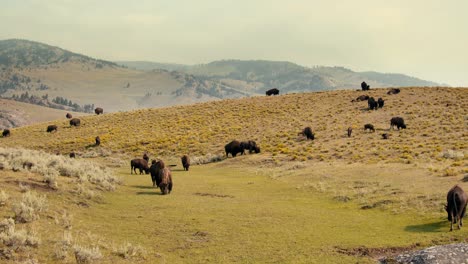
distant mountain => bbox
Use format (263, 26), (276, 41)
(117, 61), (190, 72)
(119, 59), (442, 92)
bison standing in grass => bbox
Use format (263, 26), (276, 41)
(299, 127), (315, 140)
(265, 88), (279, 96)
(445, 185), (467, 231)
(46, 125), (58, 133)
(377, 98), (384, 108)
(364, 124), (375, 132)
(149, 160), (173, 194)
(361, 81), (370, 91)
(390, 117), (406, 130)
(131, 158), (149, 175)
(181, 155), (190, 171)
(240, 140), (258, 154)
(347, 127), (352, 137)
(368, 97), (378, 110)
(2, 129), (10, 137)
(225, 140), (243, 157)
(66, 113), (72, 119)
(95, 136), (101, 146)
(69, 118), (80, 127)
(69, 152), (76, 158)
(94, 107), (103, 115)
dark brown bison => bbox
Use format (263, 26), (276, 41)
(445, 185), (467, 231)
(46, 125), (58, 133)
(368, 97), (378, 110)
(377, 98), (384, 108)
(225, 140), (243, 157)
(387, 88), (400, 95)
(2, 129), (10, 137)
(364, 124), (375, 132)
(299, 127), (314, 140)
(94, 107), (103, 115)
(149, 160), (172, 194)
(95, 136), (101, 146)
(69, 152), (76, 158)
(240, 140), (258, 154)
(149, 160), (164, 187)
(347, 127), (352, 137)
(253, 146), (260, 153)
(382, 133), (390, 139)
(69, 118), (80, 127)
(390, 117), (406, 130)
(361, 81), (370, 91)
(352, 95), (369, 102)
(143, 153), (149, 162)
(265, 88), (279, 96)
(181, 155), (190, 171)
(66, 113), (72, 119)
(130, 158), (149, 175)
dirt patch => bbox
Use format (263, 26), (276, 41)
(193, 192), (234, 198)
(361, 200), (394, 210)
(335, 244), (419, 259)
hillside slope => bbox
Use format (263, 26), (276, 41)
(0, 98), (86, 128)
(2, 87), (466, 173)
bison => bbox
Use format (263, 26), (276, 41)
(347, 127), (352, 137)
(253, 146), (260, 153)
(130, 158), (149, 175)
(240, 140), (258, 154)
(299, 127), (315, 140)
(181, 155), (190, 171)
(94, 107), (103, 115)
(66, 113), (72, 119)
(364, 124), (375, 132)
(352, 95), (369, 102)
(69, 152), (76, 158)
(377, 98), (384, 108)
(445, 185), (468, 231)
(2, 129), (10, 137)
(390, 117), (406, 130)
(46, 125), (58, 133)
(265, 88), (279, 96)
(368, 97), (378, 110)
(69, 118), (80, 127)
(95, 136), (101, 146)
(387, 88), (400, 95)
(149, 160), (164, 187)
(225, 140), (243, 157)
(149, 160), (172, 194)
(361, 81), (370, 91)
(382, 133), (390, 139)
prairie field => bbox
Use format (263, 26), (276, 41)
(0, 87), (467, 263)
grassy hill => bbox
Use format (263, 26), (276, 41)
(0, 87), (467, 263)
(0, 98), (86, 128)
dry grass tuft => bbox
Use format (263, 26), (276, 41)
(0, 218), (40, 259)
(113, 241), (147, 260)
(0, 190), (9, 207)
(12, 191), (48, 223)
(73, 245), (102, 264)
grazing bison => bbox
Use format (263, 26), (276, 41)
(364, 124), (375, 132)
(159, 166), (173, 195)
(368, 97), (378, 110)
(225, 140), (243, 157)
(181, 155), (190, 171)
(66, 113), (72, 119)
(382, 133), (390, 139)
(240, 140), (258, 154)
(94, 107), (103, 115)
(299, 127), (315, 140)
(2, 129), (10, 137)
(149, 160), (164, 187)
(347, 127), (353, 137)
(390, 117), (406, 130)
(143, 153), (149, 162)
(352, 95), (369, 102)
(69, 152), (76, 158)
(377, 98), (384, 108)
(130, 158), (149, 175)
(445, 185), (468, 231)
(46, 125), (58, 133)
(95, 136), (101, 146)
(69, 118), (80, 127)
(387, 88), (400, 95)
(361, 81), (370, 91)
(265, 88), (279, 96)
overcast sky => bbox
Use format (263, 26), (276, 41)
(1, 0), (467, 86)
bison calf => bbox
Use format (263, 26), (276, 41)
(446, 185), (468, 231)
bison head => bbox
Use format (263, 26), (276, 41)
(401, 124), (407, 129)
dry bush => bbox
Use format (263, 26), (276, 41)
(0, 147), (121, 191)
(440, 149), (464, 160)
(113, 242), (147, 259)
(0, 190), (9, 206)
(0, 218), (40, 254)
(73, 245), (102, 264)
(73, 184), (99, 200)
(53, 231), (73, 260)
(191, 153), (224, 165)
(12, 191), (48, 223)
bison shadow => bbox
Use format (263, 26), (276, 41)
(136, 191), (163, 195)
(131, 185), (154, 190)
(405, 220), (447, 233)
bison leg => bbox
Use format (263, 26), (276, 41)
(450, 212), (454, 231)
(131, 166), (134, 174)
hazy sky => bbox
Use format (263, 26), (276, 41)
(1, 0), (467, 86)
